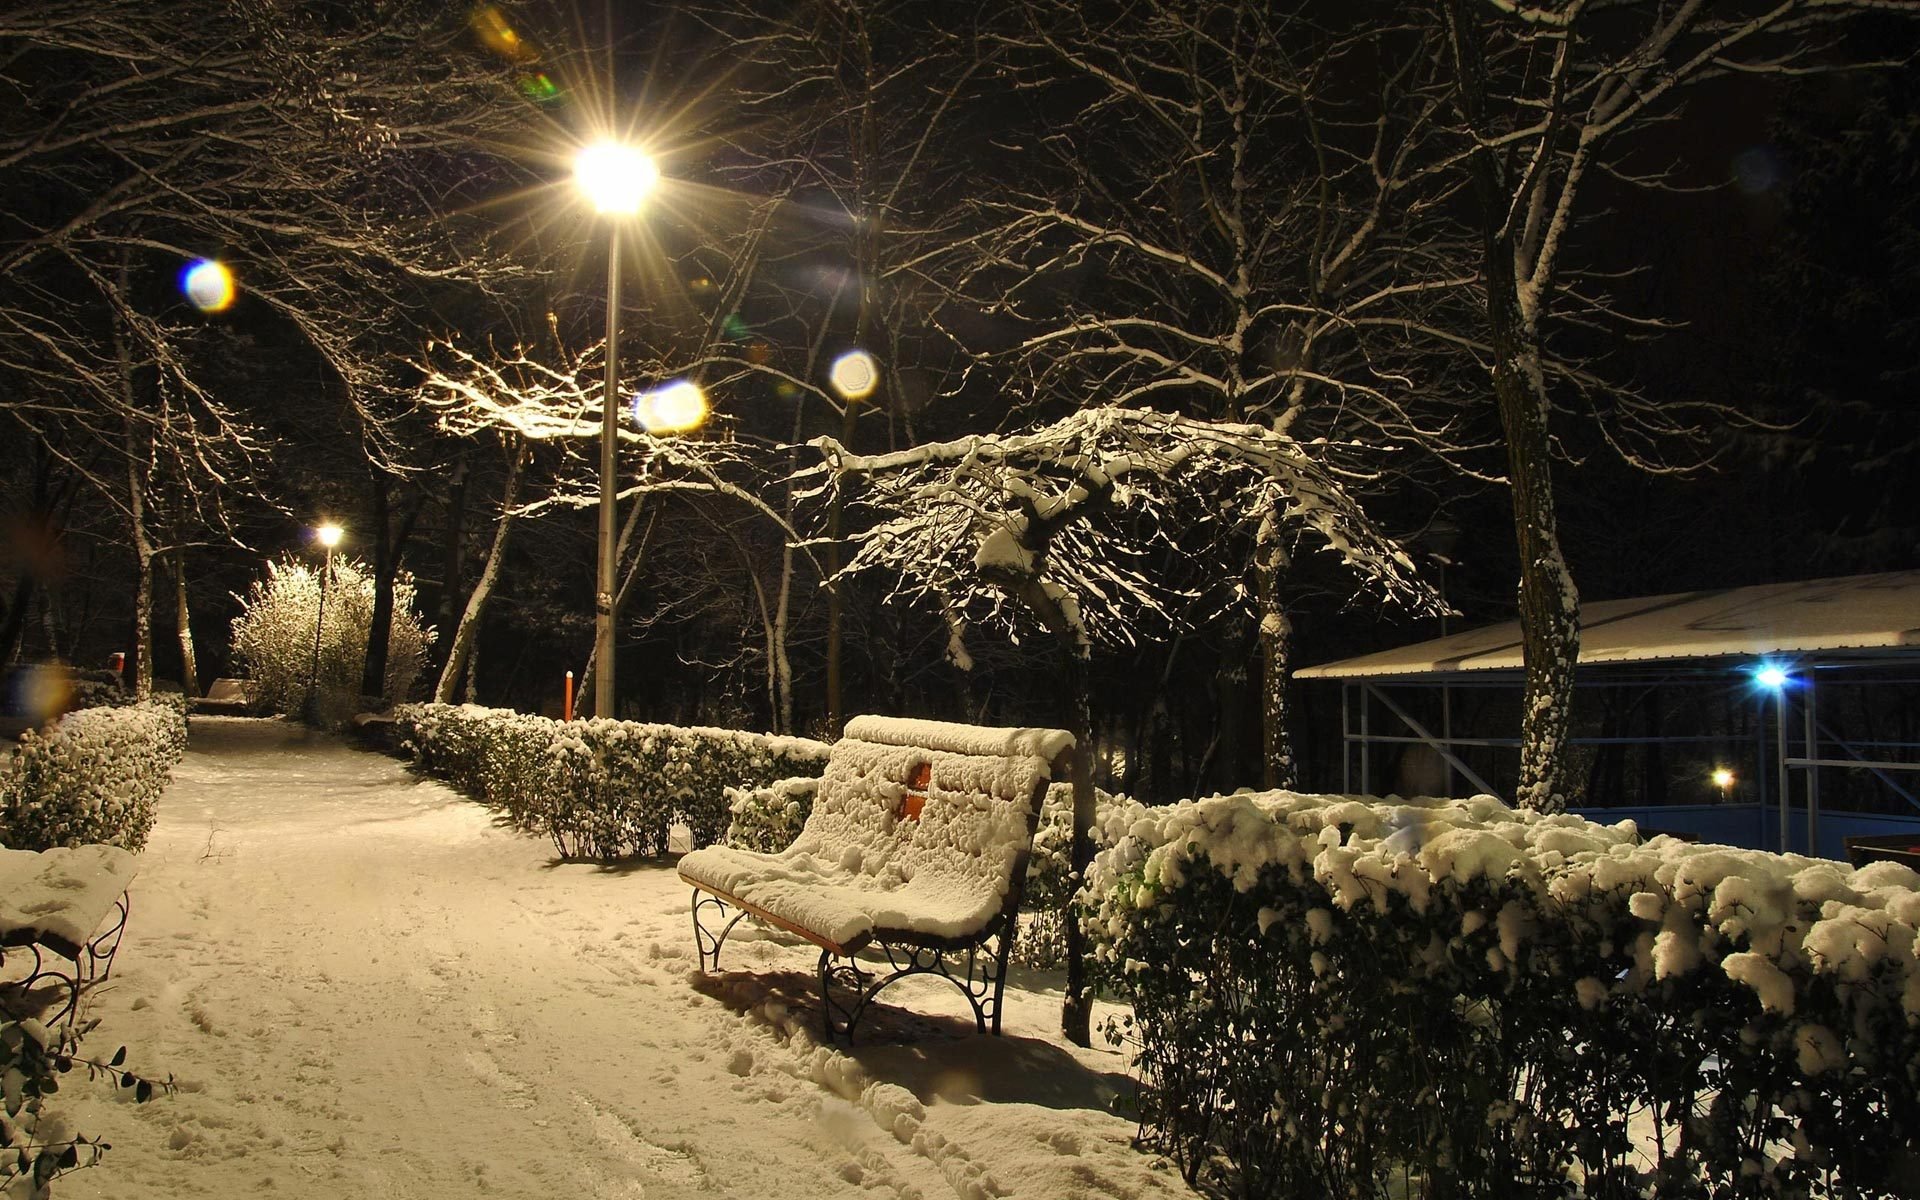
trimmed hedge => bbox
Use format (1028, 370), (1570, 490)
(1087, 790), (1920, 1199)
(396, 703), (830, 859)
(0, 701), (187, 852)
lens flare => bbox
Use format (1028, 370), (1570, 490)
(181, 259), (235, 312)
(469, 4), (537, 63)
(829, 349), (879, 400)
(5, 663), (73, 725)
(1753, 663), (1789, 690)
(574, 143), (659, 215)
(517, 72), (560, 103)
(632, 380), (708, 434)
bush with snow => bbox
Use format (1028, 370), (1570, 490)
(229, 556), (432, 725)
(723, 776), (822, 853)
(1087, 789), (1920, 1199)
(0, 701), (186, 852)
(397, 703), (830, 859)
(1, 1016), (169, 1198)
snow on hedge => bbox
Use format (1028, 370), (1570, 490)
(0, 701), (186, 852)
(1086, 788), (1920, 1196)
(396, 703), (829, 860)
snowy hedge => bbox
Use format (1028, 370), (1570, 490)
(396, 703), (829, 859)
(0, 701), (187, 852)
(1087, 790), (1920, 1199)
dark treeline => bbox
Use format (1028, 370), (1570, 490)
(3, 0), (1915, 808)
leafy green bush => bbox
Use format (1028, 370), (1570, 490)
(1, 1016), (170, 1198)
(396, 703), (830, 859)
(229, 556), (432, 724)
(1088, 790), (1920, 1199)
(0, 702), (186, 851)
(723, 776), (821, 853)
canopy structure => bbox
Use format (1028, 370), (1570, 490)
(1297, 571), (1920, 682)
(1296, 571), (1920, 857)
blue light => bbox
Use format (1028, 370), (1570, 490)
(1753, 663), (1789, 690)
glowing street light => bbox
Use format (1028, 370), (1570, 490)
(305, 523), (344, 724)
(1710, 767), (1734, 802)
(180, 258), (235, 312)
(575, 140), (660, 719)
(1753, 663), (1790, 690)
(574, 143), (659, 215)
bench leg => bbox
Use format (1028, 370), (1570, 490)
(817, 929), (1017, 1044)
(690, 888), (748, 973)
(818, 949), (874, 1043)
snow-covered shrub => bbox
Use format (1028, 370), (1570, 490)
(396, 703), (829, 859)
(1013, 781), (1129, 968)
(1088, 790), (1920, 1199)
(0, 701), (186, 851)
(1, 1016), (169, 1198)
(723, 776), (821, 853)
(229, 557), (433, 725)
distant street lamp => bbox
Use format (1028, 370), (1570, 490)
(575, 140), (660, 719)
(1711, 766), (1734, 802)
(305, 523), (343, 724)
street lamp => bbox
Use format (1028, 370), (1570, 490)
(575, 140), (659, 719)
(1711, 766), (1734, 802)
(306, 523), (343, 724)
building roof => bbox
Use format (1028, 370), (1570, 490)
(1295, 570), (1920, 681)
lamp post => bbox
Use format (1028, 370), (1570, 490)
(306, 523), (343, 724)
(574, 141), (659, 719)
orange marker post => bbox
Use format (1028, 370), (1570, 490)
(564, 670), (575, 722)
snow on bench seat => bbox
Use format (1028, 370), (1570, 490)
(679, 715), (1072, 1039)
(0, 843), (138, 1023)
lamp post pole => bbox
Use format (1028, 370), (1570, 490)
(596, 221), (621, 720)
(574, 141), (657, 720)
(306, 523), (342, 724)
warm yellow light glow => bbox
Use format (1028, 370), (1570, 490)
(181, 259), (235, 312)
(315, 523), (344, 549)
(574, 142), (659, 215)
(1711, 767), (1735, 790)
(631, 380), (708, 434)
(829, 349), (878, 400)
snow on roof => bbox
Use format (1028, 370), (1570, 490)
(1296, 570), (1920, 680)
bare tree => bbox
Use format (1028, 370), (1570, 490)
(952, 0), (1490, 786)
(1429, 0), (1920, 810)
(809, 405), (1438, 1044)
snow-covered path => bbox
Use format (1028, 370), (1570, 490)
(58, 717), (1189, 1200)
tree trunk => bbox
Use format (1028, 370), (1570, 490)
(172, 550), (198, 698)
(433, 449), (471, 680)
(1443, 0), (1579, 812)
(113, 288), (153, 701)
(435, 444), (523, 705)
(360, 474), (395, 702)
(1254, 509), (1297, 789)
(1058, 640), (1095, 1048)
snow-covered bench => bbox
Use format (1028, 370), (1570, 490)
(679, 715), (1073, 1041)
(0, 845), (138, 1024)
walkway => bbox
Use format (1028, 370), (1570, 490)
(59, 717), (1185, 1200)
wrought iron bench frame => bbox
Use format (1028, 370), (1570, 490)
(682, 719), (1067, 1043)
(1, 874), (134, 1026)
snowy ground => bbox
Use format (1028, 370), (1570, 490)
(56, 716), (1191, 1200)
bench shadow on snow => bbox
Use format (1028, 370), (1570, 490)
(689, 968), (1139, 1116)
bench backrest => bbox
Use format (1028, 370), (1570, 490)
(786, 716), (1073, 899)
